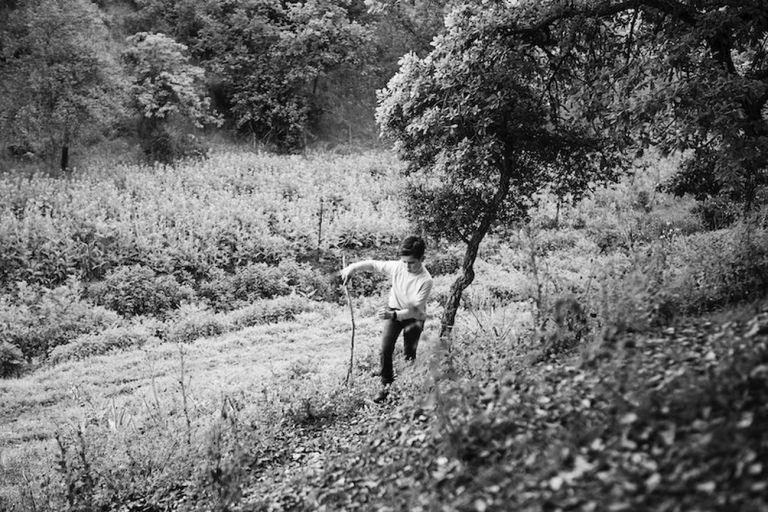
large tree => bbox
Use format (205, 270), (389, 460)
(485, 0), (768, 210)
(377, 4), (620, 337)
(122, 32), (220, 162)
(0, 0), (123, 172)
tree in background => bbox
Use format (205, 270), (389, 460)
(0, 0), (123, 172)
(122, 32), (220, 162)
(377, 4), (620, 337)
(197, 0), (369, 150)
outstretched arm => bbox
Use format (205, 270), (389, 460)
(340, 260), (377, 284)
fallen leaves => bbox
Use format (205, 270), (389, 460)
(238, 311), (768, 512)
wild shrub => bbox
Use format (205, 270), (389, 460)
(35, 395), (206, 511)
(335, 229), (381, 250)
(0, 281), (119, 360)
(278, 259), (334, 301)
(0, 341), (25, 378)
(668, 226), (768, 313)
(586, 225), (628, 254)
(0, 229), (79, 289)
(141, 129), (210, 164)
(586, 225), (768, 344)
(534, 229), (582, 255)
(427, 252), (462, 276)
(48, 325), (158, 365)
(167, 305), (230, 344)
(640, 208), (703, 241)
(691, 195), (740, 230)
(88, 264), (194, 318)
(226, 295), (312, 330)
(199, 263), (290, 311)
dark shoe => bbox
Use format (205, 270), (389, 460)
(373, 387), (390, 403)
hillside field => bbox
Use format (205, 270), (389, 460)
(1, 149), (767, 511)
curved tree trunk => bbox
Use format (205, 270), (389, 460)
(439, 231), (483, 339)
(439, 164), (512, 338)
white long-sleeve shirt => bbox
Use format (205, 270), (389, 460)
(356, 260), (433, 321)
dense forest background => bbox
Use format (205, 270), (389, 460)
(0, 0), (446, 167)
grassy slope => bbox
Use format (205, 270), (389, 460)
(0, 304), (379, 503)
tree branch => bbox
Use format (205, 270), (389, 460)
(494, 0), (699, 42)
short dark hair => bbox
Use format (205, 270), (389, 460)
(399, 235), (426, 259)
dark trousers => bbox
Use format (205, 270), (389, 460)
(380, 315), (423, 385)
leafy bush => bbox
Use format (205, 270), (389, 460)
(48, 325), (157, 365)
(0, 341), (25, 378)
(427, 252), (462, 276)
(587, 226), (628, 254)
(692, 195), (741, 230)
(586, 225), (768, 340)
(278, 259), (333, 301)
(669, 226), (768, 313)
(199, 263), (291, 311)
(335, 229), (398, 250)
(1, 151), (405, 298)
(0, 281), (119, 360)
(88, 264), (194, 318)
(167, 305), (230, 344)
(226, 295), (313, 330)
(141, 128), (210, 164)
(536, 229), (580, 254)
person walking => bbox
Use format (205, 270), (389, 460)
(341, 235), (433, 402)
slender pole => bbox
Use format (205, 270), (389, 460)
(342, 255), (356, 385)
(317, 197), (324, 259)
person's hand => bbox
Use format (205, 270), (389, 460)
(377, 308), (393, 320)
(340, 266), (352, 285)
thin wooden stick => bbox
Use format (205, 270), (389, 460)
(342, 255), (356, 386)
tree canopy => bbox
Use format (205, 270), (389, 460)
(377, 0), (768, 334)
(377, 4), (621, 335)
(485, 0), (768, 209)
(122, 32), (220, 161)
(0, 0), (123, 170)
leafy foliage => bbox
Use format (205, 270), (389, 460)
(0, 0), (123, 170)
(0, 150), (407, 293)
(0, 341), (24, 378)
(48, 324), (158, 365)
(124, 0), (444, 149)
(377, 3), (621, 333)
(87, 264), (194, 318)
(129, 0), (370, 150)
(122, 32), (220, 162)
(199, 263), (292, 312)
(494, 0), (768, 212)
(225, 294), (313, 330)
(166, 304), (230, 344)
(0, 280), (119, 360)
